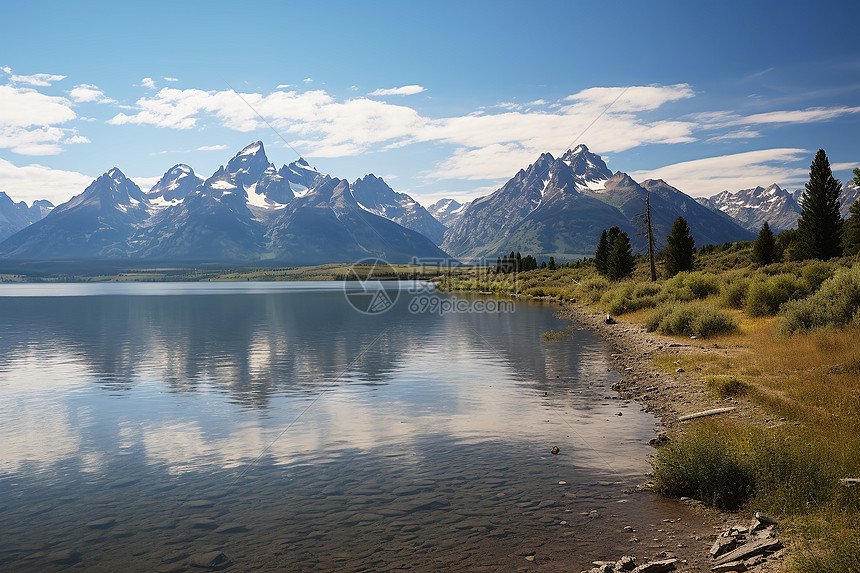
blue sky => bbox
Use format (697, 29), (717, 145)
(1, 0), (858, 206)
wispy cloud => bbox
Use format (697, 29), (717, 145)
(69, 83), (116, 104)
(197, 144), (228, 151)
(163, 77), (178, 82)
(9, 73), (67, 87)
(630, 148), (811, 196)
(369, 85), (426, 96)
(141, 77), (156, 89)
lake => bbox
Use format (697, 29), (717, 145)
(0, 282), (670, 571)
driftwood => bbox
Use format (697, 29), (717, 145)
(678, 407), (736, 422)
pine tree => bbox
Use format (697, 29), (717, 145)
(752, 221), (777, 265)
(548, 256), (556, 270)
(663, 216), (695, 277)
(607, 226), (621, 249)
(540, 260), (547, 269)
(843, 200), (860, 257)
(854, 168), (860, 186)
(515, 251), (522, 272)
(594, 229), (609, 275)
(796, 149), (843, 260)
(495, 256), (502, 274)
(607, 231), (634, 280)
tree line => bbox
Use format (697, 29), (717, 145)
(495, 251), (556, 273)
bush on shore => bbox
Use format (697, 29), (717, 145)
(645, 301), (736, 338)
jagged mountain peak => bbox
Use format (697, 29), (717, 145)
(149, 163), (203, 205)
(237, 141), (265, 157)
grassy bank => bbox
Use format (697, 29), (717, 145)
(439, 246), (860, 571)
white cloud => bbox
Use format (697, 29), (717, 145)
(163, 76), (179, 82)
(276, 84), (292, 89)
(629, 148), (811, 197)
(105, 83), (701, 179)
(69, 83), (116, 104)
(9, 73), (66, 86)
(0, 85), (82, 155)
(141, 77), (156, 89)
(303, 77), (313, 83)
(833, 162), (859, 172)
(197, 144), (228, 151)
(706, 128), (761, 143)
(742, 106), (860, 125)
(1, 66), (10, 74)
(0, 157), (93, 205)
(693, 106), (860, 131)
(563, 84), (696, 112)
(369, 85), (426, 96)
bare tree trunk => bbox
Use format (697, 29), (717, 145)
(646, 192), (657, 281)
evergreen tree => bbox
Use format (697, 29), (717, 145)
(515, 251), (522, 272)
(854, 167), (860, 186)
(540, 260), (547, 269)
(594, 229), (609, 275)
(663, 216), (695, 277)
(796, 149), (843, 260)
(607, 231), (634, 280)
(843, 200), (860, 257)
(607, 226), (621, 249)
(495, 256), (502, 274)
(752, 221), (777, 265)
(548, 256), (556, 270)
(509, 251), (516, 273)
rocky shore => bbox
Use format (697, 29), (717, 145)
(557, 303), (788, 573)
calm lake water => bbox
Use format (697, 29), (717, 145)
(0, 282), (666, 571)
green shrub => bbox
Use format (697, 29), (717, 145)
(705, 375), (749, 399)
(745, 274), (808, 317)
(653, 425), (842, 514)
(645, 302), (736, 338)
(662, 271), (720, 302)
(581, 276), (610, 303)
(779, 264), (860, 334)
(652, 427), (754, 510)
(721, 278), (750, 309)
(802, 261), (836, 293)
(600, 283), (659, 315)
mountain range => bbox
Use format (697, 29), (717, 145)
(696, 181), (860, 233)
(7, 142), (854, 266)
(439, 145), (752, 262)
(0, 193), (53, 242)
(0, 142), (448, 264)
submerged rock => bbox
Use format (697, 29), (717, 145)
(188, 550), (230, 569)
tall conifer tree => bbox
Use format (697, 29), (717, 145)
(753, 221), (777, 265)
(594, 229), (609, 275)
(663, 216), (695, 277)
(796, 149), (843, 260)
(607, 231), (634, 280)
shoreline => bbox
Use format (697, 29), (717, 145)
(556, 301), (788, 572)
